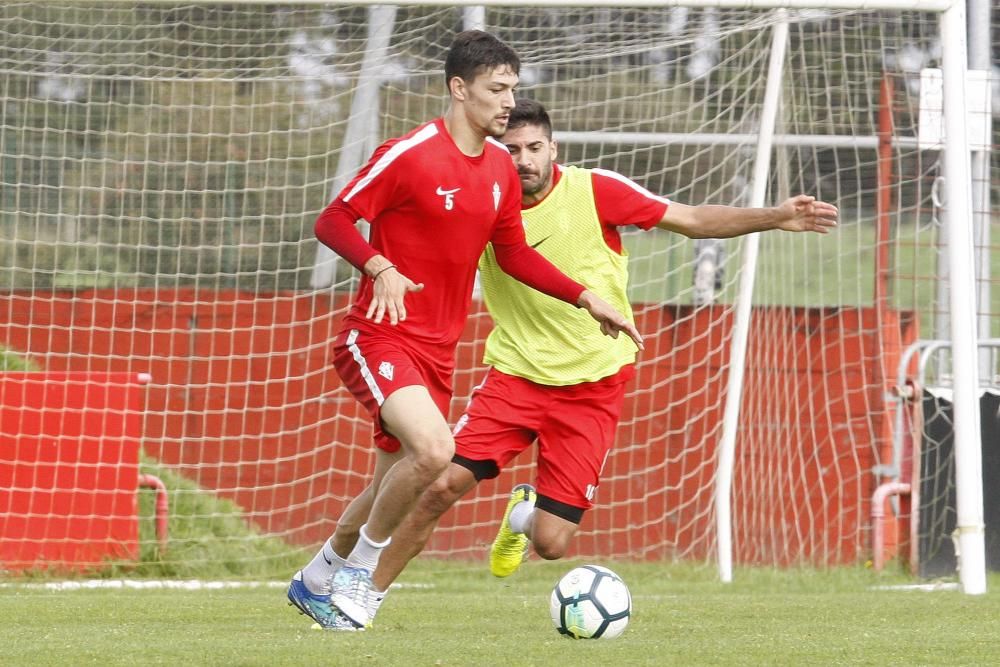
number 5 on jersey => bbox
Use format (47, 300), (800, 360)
(436, 186), (460, 210)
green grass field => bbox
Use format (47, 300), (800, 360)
(2, 560), (998, 666)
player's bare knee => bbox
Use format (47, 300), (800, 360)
(532, 537), (570, 561)
(410, 436), (454, 484)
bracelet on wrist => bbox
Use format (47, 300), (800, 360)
(371, 264), (397, 281)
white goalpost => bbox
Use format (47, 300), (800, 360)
(0, 1), (989, 594)
(933, 0), (986, 596)
(691, 0), (985, 596)
(714, 6), (790, 587)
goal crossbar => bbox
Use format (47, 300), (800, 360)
(556, 132), (924, 149)
(38, 0), (956, 9)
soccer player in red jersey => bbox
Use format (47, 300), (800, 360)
(287, 34), (642, 630)
(353, 98), (838, 624)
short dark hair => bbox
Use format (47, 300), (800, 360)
(444, 30), (520, 89)
(507, 98), (552, 138)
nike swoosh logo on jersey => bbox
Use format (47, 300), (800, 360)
(436, 186), (461, 196)
(529, 235), (552, 249)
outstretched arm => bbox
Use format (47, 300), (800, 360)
(655, 194), (838, 239)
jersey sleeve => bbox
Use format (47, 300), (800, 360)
(314, 200), (379, 271)
(336, 141), (403, 223)
(591, 168), (670, 230)
(492, 241), (586, 305)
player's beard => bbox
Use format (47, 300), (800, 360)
(519, 160), (552, 198)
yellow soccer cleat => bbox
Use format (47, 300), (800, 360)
(490, 483), (536, 577)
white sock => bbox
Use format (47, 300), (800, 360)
(509, 501), (535, 534)
(346, 524), (391, 572)
(368, 587), (389, 621)
(302, 540), (346, 595)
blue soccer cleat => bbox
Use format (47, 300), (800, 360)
(287, 571), (363, 631)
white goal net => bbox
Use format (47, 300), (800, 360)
(0, 2), (993, 580)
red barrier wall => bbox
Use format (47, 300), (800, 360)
(0, 290), (915, 565)
(0, 371), (147, 571)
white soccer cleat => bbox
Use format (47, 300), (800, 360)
(329, 565), (375, 628)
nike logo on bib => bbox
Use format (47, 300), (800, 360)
(530, 236), (551, 249)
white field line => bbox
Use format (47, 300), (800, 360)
(869, 582), (960, 592)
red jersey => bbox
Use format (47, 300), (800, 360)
(589, 167), (670, 247)
(523, 164), (668, 253)
(336, 118), (527, 352)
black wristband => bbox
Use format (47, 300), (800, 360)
(371, 264), (397, 281)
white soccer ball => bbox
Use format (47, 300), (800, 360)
(549, 564), (631, 639)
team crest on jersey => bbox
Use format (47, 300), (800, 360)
(378, 361), (394, 381)
(492, 182), (501, 211)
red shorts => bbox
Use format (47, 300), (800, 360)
(333, 327), (453, 453)
(452, 366), (631, 510)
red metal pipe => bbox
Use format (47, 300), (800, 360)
(875, 73), (894, 305)
(138, 473), (169, 553)
(871, 481), (911, 571)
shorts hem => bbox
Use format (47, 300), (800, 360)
(536, 493), (585, 524)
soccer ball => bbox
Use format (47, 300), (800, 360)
(549, 564), (631, 639)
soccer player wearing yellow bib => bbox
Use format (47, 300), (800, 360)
(355, 98), (838, 625)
